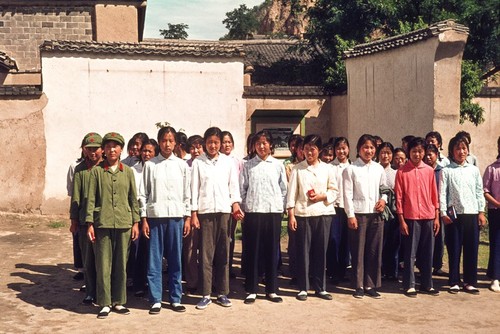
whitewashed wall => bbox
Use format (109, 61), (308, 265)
(41, 53), (245, 212)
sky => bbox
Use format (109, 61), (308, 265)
(144, 0), (263, 40)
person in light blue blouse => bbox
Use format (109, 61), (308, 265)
(439, 134), (486, 295)
(240, 130), (287, 304)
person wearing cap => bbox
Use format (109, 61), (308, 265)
(66, 136), (88, 282)
(70, 132), (103, 304)
(86, 132), (140, 319)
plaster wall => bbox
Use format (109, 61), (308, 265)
(459, 96), (500, 173)
(345, 38), (438, 153)
(0, 95), (48, 212)
(330, 94), (348, 138)
(40, 54), (245, 213)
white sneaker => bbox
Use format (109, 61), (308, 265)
(490, 280), (500, 292)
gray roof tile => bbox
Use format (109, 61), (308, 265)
(40, 39), (245, 58)
(343, 20), (469, 59)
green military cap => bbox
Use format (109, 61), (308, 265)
(102, 132), (125, 147)
(82, 132), (102, 148)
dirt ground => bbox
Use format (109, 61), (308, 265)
(0, 212), (498, 334)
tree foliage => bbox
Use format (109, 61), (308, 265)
(306, 0), (499, 125)
(160, 23), (189, 40)
(221, 4), (260, 40)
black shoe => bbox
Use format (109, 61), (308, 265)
(463, 284), (480, 295)
(315, 291), (333, 300)
(82, 296), (95, 304)
(365, 288), (381, 299)
(73, 272), (84, 281)
(149, 303), (162, 315)
(112, 305), (130, 315)
(448, 285), (460, 294)
(296, 291), (307, 301)
(432, 269), (448, 277)
(353, 288), (364, 299)
(266, 294), (283, 303)
(404, 288), (417, 298)
(171, 303), (186, 312)
(97, 306), (110, 319)
(420, 288), (440, 296)
(244, 294), (256, 304)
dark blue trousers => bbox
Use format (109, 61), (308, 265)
(445, 214), (479, 286)
(326, 209), (348, 281)
(487, 209), (500, 280)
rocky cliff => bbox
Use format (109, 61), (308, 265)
(257, 0), (315, 37)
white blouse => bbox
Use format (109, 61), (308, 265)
(139, 154), (190, 218)
(343, 158), (388, 218)
(286, 160), (338, 217)
(191, 152), (241, 214)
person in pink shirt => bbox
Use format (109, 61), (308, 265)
(484, 136), (500, 292)
(395, 137), (440, 297)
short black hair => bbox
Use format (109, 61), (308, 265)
(407, 137), (426, 152)
(376, 142), (394, 157)
(356, 134), (376, 154)
(303, 134), (322, 150)
(157, 126), (177, 143)
(448, 135), (469, 162)
(203, 127), (222, 142)
(334, 137), (349, 149)
(254, 130), (274, 154)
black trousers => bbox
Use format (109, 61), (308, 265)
(445, 214), (479, 286)
(296, 215), (332, 292)
(244, 213), (282, 294)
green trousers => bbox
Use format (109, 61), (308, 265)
(94, 228), (131, 307)
(78, 225), (96, 299)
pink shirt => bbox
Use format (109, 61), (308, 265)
(483, 159), (500, 209)
(395, 160), (439, 220)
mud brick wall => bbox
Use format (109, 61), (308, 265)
(0, 6), (93, 71)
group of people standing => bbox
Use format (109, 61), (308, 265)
(67, 126), (500, 319)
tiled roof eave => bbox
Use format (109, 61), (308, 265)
(343, 20), (469, 59)
(0, 85), (42, 96)
(244, 85), (328, 97)
(477, 87), (500, 97)
(40, 40), (245, 59)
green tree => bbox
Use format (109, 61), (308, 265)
(160, 23), (189, 39)
(221, 4), (260, 40)
(306, 0), (499, 125)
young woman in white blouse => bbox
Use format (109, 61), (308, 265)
(377, 142), (400, 281)
(240, 130), (287, 304)
(140, 127), (190, 314)
(440, 134), (486, 294)
(287, 134), (338, 301)
(327, 137), (351, 283)
(343, 134), (387, 299)
(221, 130), (243, 279)
(191, 127), (243, 310)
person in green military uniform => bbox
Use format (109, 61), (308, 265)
(86, 132), (140, 319)
(70, 132), (103, 305)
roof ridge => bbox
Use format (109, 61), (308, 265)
(343, 19), (469, 59)
(40, 40), (245, 58)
